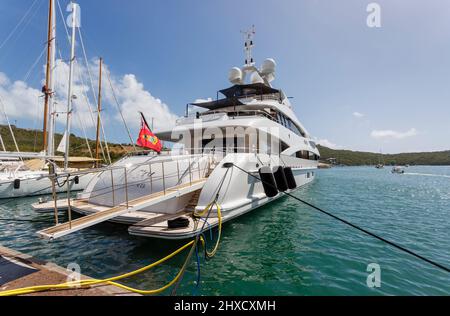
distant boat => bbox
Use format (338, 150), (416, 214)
(375, 149), (385, 169)
(391, 166), (405, 174)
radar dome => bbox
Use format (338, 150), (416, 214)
(228, 67), (243, 85)
(260, 58), (276, 75)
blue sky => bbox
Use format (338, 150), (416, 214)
(0, 0), (449, 153)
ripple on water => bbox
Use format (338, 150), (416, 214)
(0, 166), (449, 295)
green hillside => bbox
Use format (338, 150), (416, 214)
(317, 145), (450, 166)
(1, 125), (449, 166)
(0, 125), (132, 162)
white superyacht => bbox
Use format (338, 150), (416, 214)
(36, 30), (320, 240)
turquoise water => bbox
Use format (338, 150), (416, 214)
(0, 166), (449, 295)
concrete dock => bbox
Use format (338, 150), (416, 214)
(0, 245), (138, 296)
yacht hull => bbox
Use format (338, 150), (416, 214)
(128, 166), (316, 239)
(0, 173), (94, 199)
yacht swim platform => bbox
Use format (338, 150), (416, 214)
(129, 216), (221, 240)
(37, 178), (207, 240)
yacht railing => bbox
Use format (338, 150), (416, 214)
(47, 153), (217, 228)
(179, 109), (277, 124)
(237, 92), (282, 102)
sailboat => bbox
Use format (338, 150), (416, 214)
(375, 149), (384, 169)
(0, 0), (97, 199)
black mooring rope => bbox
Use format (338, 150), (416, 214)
(231, 163), (450, 274)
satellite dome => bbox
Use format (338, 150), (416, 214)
(260, 58), (276, 75)
(228, 67), (243, 85)
(260, 58), (276, 83)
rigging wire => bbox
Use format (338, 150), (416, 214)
(55, 0), (109, 163)
(33, 96), (44, 152)
(61, 0), (135, 154)
(231, 163), (450, 274)
(0, 0), (41, 51)
(0, 122), (6, 151)
(75, 113), (93, 158)
(72, 55), (108, 162)
(55, 44), (104, 161)
(0, 0), (45, 67)
(23, 45), (47, 82)
(77, 65), (108, 161)
(105, 70), (137, 151)
(0, 96), (21, 155)
(77, 28), (112, 164)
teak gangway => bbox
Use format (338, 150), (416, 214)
(37, 179), (207, 240)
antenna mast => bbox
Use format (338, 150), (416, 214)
(242, 25), (256, 68)
(64, 1), (79, 170)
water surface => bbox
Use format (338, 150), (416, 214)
(0, 166), (449, 295)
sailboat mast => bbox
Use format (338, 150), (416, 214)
(64, 2), (78, 171)
(95, 57), (103, 167)
(47, 0), (56, 156)
(42, 0), (54, 154)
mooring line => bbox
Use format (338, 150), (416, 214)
(231, 163), (450, 274)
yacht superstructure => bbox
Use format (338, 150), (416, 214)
(35, 29), (320, 240)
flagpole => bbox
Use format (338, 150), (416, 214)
(137, 112), (162, 154)
(139, 112), (151, 130)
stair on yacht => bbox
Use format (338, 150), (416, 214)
(37, 178), (207, 240)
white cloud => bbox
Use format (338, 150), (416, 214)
(352, 111), (364, 118)
(370, 128), (418, 140)
(103, 71), (178, 133)
(0, 58), (178, 143)
(315, 138), (344, 150)
(0, 73), (41, 123)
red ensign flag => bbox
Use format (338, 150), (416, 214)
(136, 117), (162, 153)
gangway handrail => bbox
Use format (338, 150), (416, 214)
(50, 153), (213, 229)
(46, 153), (208, 179)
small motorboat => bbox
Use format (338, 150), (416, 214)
(391, 166), (405, 174)
(375, 164), (384, 169)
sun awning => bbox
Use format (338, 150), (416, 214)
(219, 83), (280, 98)
(191, 83), (281, 110)
(191, 97), (245, 110)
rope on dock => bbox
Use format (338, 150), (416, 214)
(231, 163), (450, 274)
(0, 197), (225, 297)
(0, 240), (196, 296)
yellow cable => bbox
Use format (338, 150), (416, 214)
(1, 201), (223, 297)
(193, 201), (214, 218)
(0, 240), (195, 296)
(199, 201), (222, 259)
